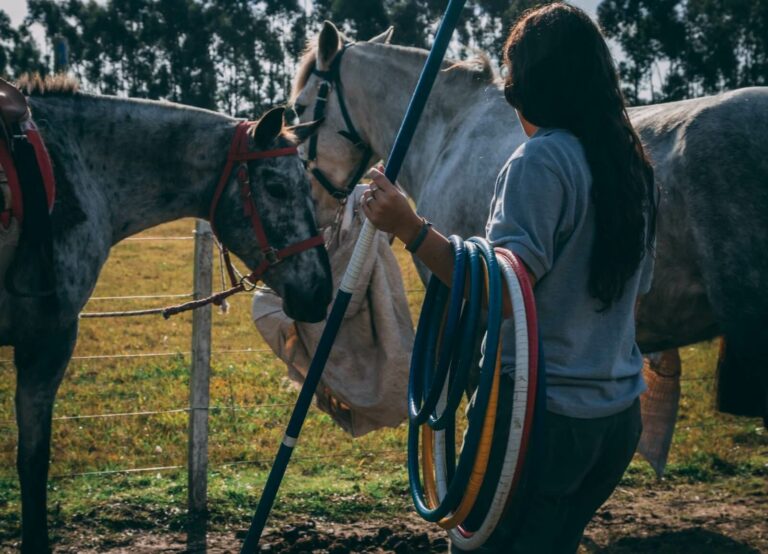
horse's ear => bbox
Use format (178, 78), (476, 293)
(318, 20), (342, 70)
(287, 119), (324, 145)
(253, 107), (285, 148)
(369, 27), (394, 44)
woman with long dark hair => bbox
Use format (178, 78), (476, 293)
(362, 3), (657, 552)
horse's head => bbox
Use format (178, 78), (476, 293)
(291, 21), (393, 227)
(212, 107), (332, 323)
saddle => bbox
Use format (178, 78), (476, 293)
(0, 78), (30, 136)
(0, 77), (57, 299)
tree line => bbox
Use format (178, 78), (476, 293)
(1, 0), (766, 114)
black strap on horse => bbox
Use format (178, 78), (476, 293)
(306, 43), (374, 201)
(4, 133), (57, 301)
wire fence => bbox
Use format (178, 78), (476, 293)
(123, 236), (194, 241)
(89, 293), (194, 301)
(51, 448), (407, 480)
(0, 399), (725, 429)
(0, 221), (730, 517)
(0, 401), (300, 427)
(0, 348), (272, 364)
(0, 223), (228, 513)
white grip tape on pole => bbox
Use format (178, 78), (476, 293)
(282, 434), (297, 448)
(340, 219), (378, 294)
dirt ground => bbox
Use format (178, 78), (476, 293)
(9, 480), (758, 554)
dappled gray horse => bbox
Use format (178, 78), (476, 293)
(293, 23), (768, 425)
(0, 76), (332, 553)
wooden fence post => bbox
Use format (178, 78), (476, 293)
(189, 219), (213, 514)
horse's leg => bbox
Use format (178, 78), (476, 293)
(716, 332), (768, 426)
(14, 321), (77, 553)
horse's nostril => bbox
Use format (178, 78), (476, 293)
(283, 280), (330, 323)
(312, 281), (332, 306)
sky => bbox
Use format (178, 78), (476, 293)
(6, 0), (29, 26)
(6, 0), (44, 46)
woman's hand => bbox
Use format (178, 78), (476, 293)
(361, 166), (525, 319)
(361, 166), (423, 245)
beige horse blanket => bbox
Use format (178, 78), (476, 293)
(252, 184), (685, 468)
(638, 350), (682, 477)
(252, 186), (412, 437)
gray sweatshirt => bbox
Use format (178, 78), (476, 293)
(486, 127), (654, 418)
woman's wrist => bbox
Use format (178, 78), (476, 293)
(395, 212), (425, 246)
(404, 218), (432, 253)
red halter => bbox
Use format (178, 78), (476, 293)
(208, 121), (324, 286)
(162, 122), (325, 319)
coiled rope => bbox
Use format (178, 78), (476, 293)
(408, 236), (541, 550)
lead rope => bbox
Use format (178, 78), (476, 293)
(79, 270), (251, 319)
(217, 240), (231, 314)
(160, 236), (259, 319)
(80, 235), (255, 320)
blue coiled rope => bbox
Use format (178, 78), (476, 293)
(408, 237), (504, 522)
(408, 236), (543, 549)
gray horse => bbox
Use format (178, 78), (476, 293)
(292, 23), (768, 424)
(1, 75), (332, 552)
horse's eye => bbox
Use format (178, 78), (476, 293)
(265, 182), (288, 199)
(294, 104), (306, 117)
(261, 168), (289, 199)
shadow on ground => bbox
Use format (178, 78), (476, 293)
(588, 528), (760, 553)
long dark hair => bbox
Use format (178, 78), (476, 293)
(503, 2), (656, 308)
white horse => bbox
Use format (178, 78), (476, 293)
(292, 22), (768, 426)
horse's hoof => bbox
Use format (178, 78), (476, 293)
(21, 540), (51, 554)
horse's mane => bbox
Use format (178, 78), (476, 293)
(292, 41), (496, 101)
(444, 53), (496, 84)
(293, 45), (320, 100)
(16, 73), (80, 97)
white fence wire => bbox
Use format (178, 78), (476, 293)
(0, 222), (723, 515)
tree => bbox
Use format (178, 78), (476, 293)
(599, 0), (768, 103)
(24, 0), (307, 113)
(0, 9), (46, 79)
(7, 0), (764, 112)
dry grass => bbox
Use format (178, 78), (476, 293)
(0, 218), (764, 542)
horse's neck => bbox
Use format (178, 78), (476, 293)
(344, 44), (495, 197)
(29, 94), (236, 243)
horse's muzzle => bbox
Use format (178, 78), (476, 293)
(282, 278), (332, 323)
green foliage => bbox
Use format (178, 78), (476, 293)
(22, 0), (307, 113)
(461, 0), (553, 61)
(1, 1), (558, 113)
(3, 1), (768, 109)
(0, 9), (47, 78)
(599, 0), (768, 103)
(323, 0), (553, 56)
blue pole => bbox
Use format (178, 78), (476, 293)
(240, 2), (467, 551)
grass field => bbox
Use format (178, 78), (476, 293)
(0, 218), (765, 551)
